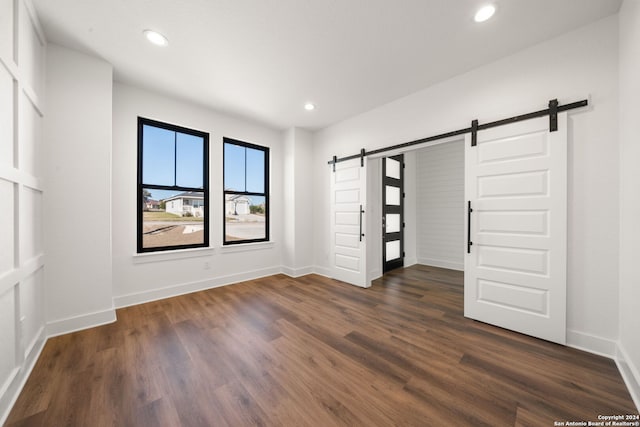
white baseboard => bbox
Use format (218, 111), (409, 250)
(417, 258), (464, 271)
(566, 329), (618, 358)
(311, 265), (332, 279)
(47, 308), (117, 338)
(0, 326), (46, 426)
(113, 266), (282, 308)
(281, 265), (314, 278)
(405, 257), (418, 267)
(368, 269), (382, 283)
(23, 326), (46, 363)
(616, 344), (640, 412)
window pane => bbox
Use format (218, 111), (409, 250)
(386, 240), (400, 261)
(386, 158), (400, 179)
(224, 143), (245, 192)
(142, 125), (175, 186)
(142, 188), (205, 249)
(225, 194), (266, 241)
(176, 133), (204, 188)
(246, 147), (265, 193)
(386, 213), (401, 233)
(222, 139), (268, 245)
(386, 185), (400, 205)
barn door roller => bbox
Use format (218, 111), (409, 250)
(471, 119), (479, 147)
(549, 98), (559, 132)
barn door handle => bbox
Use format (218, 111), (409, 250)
(359, 205), (365, 242)
(467, 201), (473, 254)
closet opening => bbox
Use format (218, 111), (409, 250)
(367, 137), (465, 283)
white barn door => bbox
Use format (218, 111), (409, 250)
(464, 113), (567, 344)
(330, 159), (369, 287)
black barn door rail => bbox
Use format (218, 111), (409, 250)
(328, 98), (588, 167)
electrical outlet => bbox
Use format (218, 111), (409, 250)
(204, 261), (211, 270)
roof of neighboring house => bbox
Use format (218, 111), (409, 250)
(146, 199), (160, 204)
(226, 194), (250, 202)
(162, 191), (204, 202)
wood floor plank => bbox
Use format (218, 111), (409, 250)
(6, 266), (638, 426)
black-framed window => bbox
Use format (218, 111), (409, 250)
(137, 117), (209, 252)
(223, 138), (269, 244)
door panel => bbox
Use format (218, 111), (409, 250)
(383, 154), (404, 273)
(330, 159), (369, 287)
(465, 113), (567, 344)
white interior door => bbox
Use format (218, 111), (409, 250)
(330, 158), (369, 287)
(464, 113), (567, 344)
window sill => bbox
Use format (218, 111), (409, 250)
(220, 241), (275, 254)
(132, 247), (215, 264)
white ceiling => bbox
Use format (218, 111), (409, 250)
(33, 0), (621, 131)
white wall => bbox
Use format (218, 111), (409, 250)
(292, 129), (314, 272)
(365, 157), (382, 281)
(283, 129), (296, 269)
(112, 83), (284, 307)
(313, 16), (620, 354)
(0, 0), (47, 423)
(415, 141), (464, 271)
(403, 151), (417, 267)
(44, 44), (115, 335)
(618, 0), (640, 410)
(282, 128), (314, 276)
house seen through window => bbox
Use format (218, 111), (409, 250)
(223, 138), (269, 244)
(137, 117), (209, 252)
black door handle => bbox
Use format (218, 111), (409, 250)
(467, 201), (473, 253)
(359, 205), (365, 242)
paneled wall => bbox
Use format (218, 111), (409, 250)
(0, 0), (46, 422)
(415, 140), (465, 270)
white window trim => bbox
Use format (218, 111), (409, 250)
(219, 241), (275, 254)
(132, 247), (215, 264)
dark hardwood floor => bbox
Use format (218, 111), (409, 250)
(6, 265), (638, 426)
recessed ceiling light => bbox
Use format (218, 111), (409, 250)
(143, 30), (168, 46)
(304, 103), (315, 111)
(474, 4), (496, 23)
